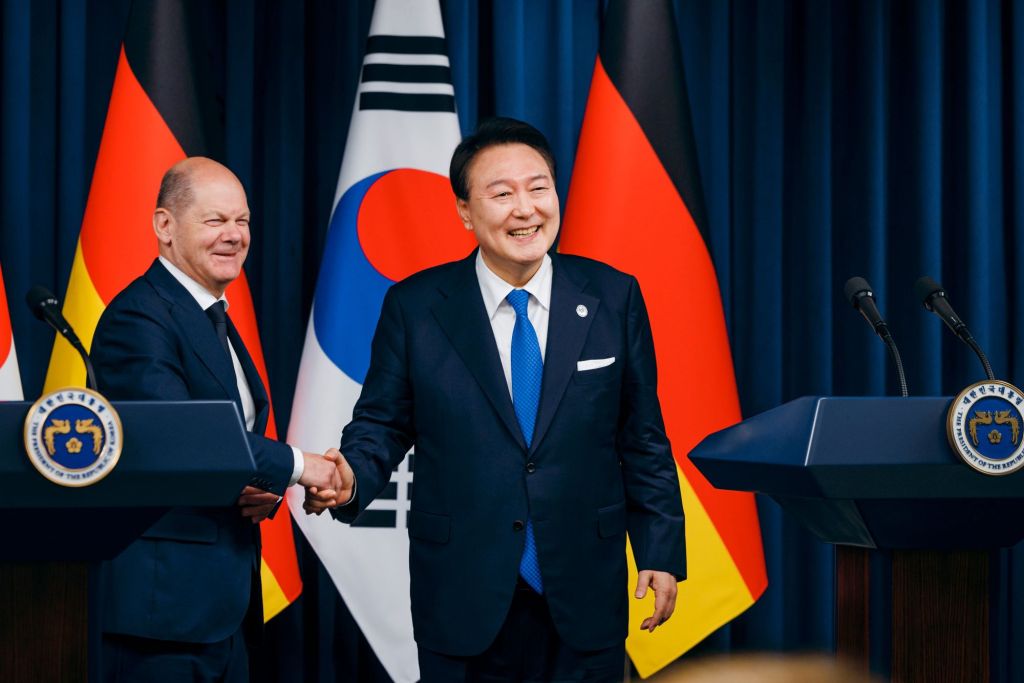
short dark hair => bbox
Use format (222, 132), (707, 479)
(156, 164), (194, 215)
(449, 117), (556, 200)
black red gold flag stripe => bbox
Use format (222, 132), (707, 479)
(560, 0), (767, 675)
(45, 0), (301, 622)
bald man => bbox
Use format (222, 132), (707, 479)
(92, 158), (348, 682)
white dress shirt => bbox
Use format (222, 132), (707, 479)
(158, 257), (304, 487)
(337, 253), (550, 510)
(475, 251), (552, 396)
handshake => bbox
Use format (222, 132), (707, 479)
(299, 448), (354, 515)
(236, 448), (354, 523)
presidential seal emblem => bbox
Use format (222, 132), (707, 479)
(23, 388), (122, 487)
(947, 380), (1024, 476)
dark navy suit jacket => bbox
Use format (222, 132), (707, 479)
(92, 259), (294, 643)
(334, 251), (686, 657)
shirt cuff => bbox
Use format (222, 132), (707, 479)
(288, 446), (304, 487)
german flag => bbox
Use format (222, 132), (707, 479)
(559, 0), (767, 675)
(43, 0), (301, 621)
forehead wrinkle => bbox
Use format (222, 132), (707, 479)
(187, 188), (249, 219)
(483, 173), (551, 191)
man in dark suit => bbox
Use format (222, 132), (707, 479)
(92, 157), (347, 682)
(307, 118), (686, 682)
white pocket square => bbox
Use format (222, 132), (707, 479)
(577, 357), (615, 371)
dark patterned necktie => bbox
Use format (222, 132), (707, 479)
(205, 301), (230, 358)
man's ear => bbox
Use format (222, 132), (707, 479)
(456, 198), (472, 230)
(153, 208), (173, 245)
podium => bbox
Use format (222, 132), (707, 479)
(0, 400), (257, 682)
(690, 397), (1024, 683)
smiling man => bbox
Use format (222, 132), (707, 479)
(308, 118), (686, 682)
(92, 157), (346, 682)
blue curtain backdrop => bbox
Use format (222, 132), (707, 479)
(1, 0), (1022, 680)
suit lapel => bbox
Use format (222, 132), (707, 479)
(432, 254), (527, 451)
(144, 261), (244, 408)
(532, 256), (598, 453)
(226, 319), (271, 436)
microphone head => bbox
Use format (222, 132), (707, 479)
(25, 285), (59, 321)
(843, 276), (873, 307)
(914, 276), (944, 309)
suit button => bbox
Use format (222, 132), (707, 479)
(526, 462), (536, 473)
(512, 520), (525, 532)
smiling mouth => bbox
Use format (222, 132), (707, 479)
(508, 226), (541, 238)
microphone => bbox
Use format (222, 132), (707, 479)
(915, 276), (995, 381)
(26, 285), (82, 347)
(26, 285), (97, 391)
(914, 276), (969, 340)
(844, 277), (892, 340)
(843, 276), (908, 397)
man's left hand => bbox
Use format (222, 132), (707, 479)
(237, 486), (281, 524)
(635, 569), (678, 633)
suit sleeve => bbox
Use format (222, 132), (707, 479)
(617, 276), (687, 579)
(93, 299), (294, 495)
(331, 286), (416, 523)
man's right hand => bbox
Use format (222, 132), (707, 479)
(300, 448), (354, 513)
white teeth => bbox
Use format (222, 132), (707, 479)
(509, 226), (540, 237)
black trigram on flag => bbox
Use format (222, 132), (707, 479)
(359, 35), (456, 113)
(352, 451), (415, 528)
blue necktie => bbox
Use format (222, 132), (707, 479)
(507, 289), (544, 593)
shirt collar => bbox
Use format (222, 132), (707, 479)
(475, 251), (552, 320)
(158, 256), (229, 312)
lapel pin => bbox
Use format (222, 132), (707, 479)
(576, 304), (588, 318)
